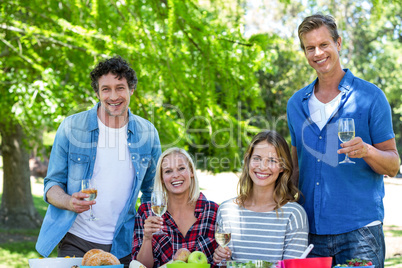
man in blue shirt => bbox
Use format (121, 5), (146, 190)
(36, 56), (161, 267)
(287, 14), (399, 268)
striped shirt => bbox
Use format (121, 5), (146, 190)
(218, 198), (308, 262)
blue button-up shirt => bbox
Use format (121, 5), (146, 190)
(287, 69), (395, 235)
(36, 103), (161, 258)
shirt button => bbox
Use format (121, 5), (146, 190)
(132, 156), (135, 159)
(317, 159), (321, 162)
(137, 172), (139, 174)
(319, 136), (322, 139)
(78, 158), (81, 161)
(128, 143), (131, 146)
(316, 182), (319, 186)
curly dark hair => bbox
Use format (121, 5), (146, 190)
(90, 55), (138, 93)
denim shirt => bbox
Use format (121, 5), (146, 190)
(36, 103), (161, 259)
(287, 69), (394, 235)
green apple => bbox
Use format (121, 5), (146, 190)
(187, 251), (208, 264)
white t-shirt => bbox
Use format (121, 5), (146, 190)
(69, 118), (135, 244)
(308, 89), (342, 131)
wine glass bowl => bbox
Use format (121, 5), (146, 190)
(215, 218), (231, 265)
(151, 191), (167, 235)
(81, 179), (98, 221)
(338, 118), (356, 164)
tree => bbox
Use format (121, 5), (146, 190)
(255, 0), (402, 161)
(2, 0), (400, 229)
(0, 0), (283, 228)
(0, 0), (106, 228)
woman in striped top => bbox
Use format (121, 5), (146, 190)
(213, 131), (308, 263)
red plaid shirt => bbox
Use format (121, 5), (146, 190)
(132, 192), (218, 267)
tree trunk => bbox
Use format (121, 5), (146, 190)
(0, 121), (43, 229)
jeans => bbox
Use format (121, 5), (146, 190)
(308, 224), (385, 268)
(58, 232), (132, 268)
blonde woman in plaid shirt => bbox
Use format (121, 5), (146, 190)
(132, 148), (219, 268)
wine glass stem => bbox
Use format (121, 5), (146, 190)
(219, 246), (227, 266)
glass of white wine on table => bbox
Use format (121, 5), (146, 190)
(338, 118), (356, 164)
(215, 218), (231, 266)
(81, 178), (98, 221)
(151, 190), (167, 235)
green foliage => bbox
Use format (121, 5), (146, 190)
(1, 0), (401, 172)
(337, 1), (402, 159)
(1, 0), (285, 172)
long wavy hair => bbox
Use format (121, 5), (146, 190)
(153, 147), (200, 204)
(236, 131), (300, 211)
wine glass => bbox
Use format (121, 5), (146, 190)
(338, 118), (356, 164)
(151, 191), (167, 235)
(81, 179), (98, 221)
(215, 218), (231, 266)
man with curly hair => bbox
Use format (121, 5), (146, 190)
(36, 56), (161, 267)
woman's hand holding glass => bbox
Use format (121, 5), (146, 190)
(143, 215), (164, 240)
(151, 191), (167, 235)
(213, 245), (232, 265)
(214, 219), (232, 265)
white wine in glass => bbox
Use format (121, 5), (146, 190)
(151, 191), (167, 235)
(81, 179), (99, 221)
(338, 118), (356, 164)
(215, 218), (231, 266)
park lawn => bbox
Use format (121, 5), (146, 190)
(0, 194), (57, 267)
(0, 192), (142, 267)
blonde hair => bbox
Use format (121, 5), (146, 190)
(153, 147), (200, 204)
(236, 131), (300, 211)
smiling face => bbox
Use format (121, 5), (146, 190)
(161, 153), (194, 195)
(96, 72), (133, 128)
(302, 25), (342, 77)
(248, 141), (283, 190)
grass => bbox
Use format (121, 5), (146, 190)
(0, 191), (140, 267)
(384, 226), (402, 237)
(0, 194), (58, 268)
(385, 257), (402, 267)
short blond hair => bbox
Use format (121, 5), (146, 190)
(298, 14), (339, 51)
(153, 147), (200, 204)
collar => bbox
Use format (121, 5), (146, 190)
(194, 192), (207, 216)
(302, 69), (354, 101)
